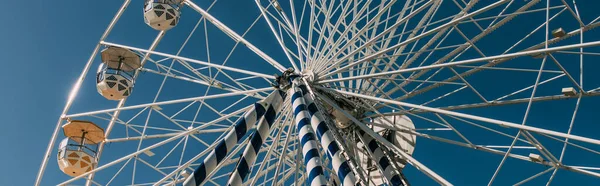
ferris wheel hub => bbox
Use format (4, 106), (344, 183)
(301, 69), (316, 83)
(271, 68), (298, 90)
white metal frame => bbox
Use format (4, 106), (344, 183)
(36, 0), (600, 185)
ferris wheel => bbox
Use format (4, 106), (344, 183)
(35, 0), (600, 185)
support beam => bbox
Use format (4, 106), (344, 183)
(318, 40), (600, 84)
(182, 91), (285, 186)
(101, 41), (276, 79)
(320, 87), (600, 146)
(184, 0), (288, 72)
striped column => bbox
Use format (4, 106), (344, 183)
(226, 91), (286, 185)
(358, 130), (405, 186)
(291, 80), (328, 186)
(302, 85), (358, 186)
(183, 91), (284, 186)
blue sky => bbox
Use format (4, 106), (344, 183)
(0, 0), (121, 184)
(2, 0), (600, 185)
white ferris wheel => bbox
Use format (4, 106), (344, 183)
(35, 0), (600, 185)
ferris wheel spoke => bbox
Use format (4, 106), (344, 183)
(362, 0), (444, 94)
(329, 0), (432, 68)
(140, 11), (216, 89)
(152, 110), (215, 148)
(104, 132), (189, 144)
(101, 41), (275, 80)
(355, 0), (540, 97)
(389, 21), (600, 103)
(390, 73), (563, 112)
(198, 11), (279, 93)
(311, 0), (370, 64)
(433, 113), (474, 145)
(307, 0), (342, 62)
(146, 63), (253, 94)
(184, 0), (288, 72)
(267, 115), (295, 185)
(547, 54), (584, 91)
(412, 115), (597, 173)
(440, 115), (535, 146)
(318, 40), (600, 86)
(545, 96), (583, 185)
(126, 123), (184, 133)
(319, 0), (509, 79)
(148, 62), (210, 83)
(254, 135), (295, 185)
(403, 129), (553, 167)
(358, 60), (413, 96)
(136, 156), (170, 177)
(280, 0), (308, 70)
(304, 0), (316, 66)
(514, 167), (556, 186)
(173, 60), (254, 92)
(360, 1), (537, 94)
(168, 56), (266, 94)
(388, 92), (600, 118)
(323, 87), (600, 146)
(451, 0), (487, 31)
(254, 0), (302, 71)
(65, 87), (272, 118)
(317, 0), (436, 75)
(106, 158), (134, 185)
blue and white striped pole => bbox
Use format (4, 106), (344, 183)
(302, 85), (359, 186)
(226, 91), (286, 185)
(183, 91), (285, 186)
(358, 130), (405, 186)
(291, 78), (328, 186)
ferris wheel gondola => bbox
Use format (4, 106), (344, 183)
(143, 0), (183, 31)
(57, 120), (105, 177)
(96, 46), (141, 100)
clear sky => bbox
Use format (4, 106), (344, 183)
(0, 0), (124, 184)
(1, 0), (600, 185)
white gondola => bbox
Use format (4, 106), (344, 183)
(57, 120), (105, 177)
(143, 0), (182, 31)
(96, 46), (141, 100)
